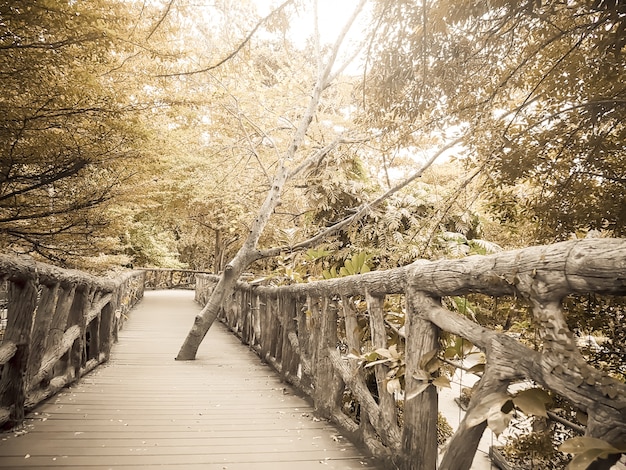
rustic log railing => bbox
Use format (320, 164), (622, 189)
(141, 268), (211, 290)
(196, 239), (626, 470)
(0, 255), (145, 428)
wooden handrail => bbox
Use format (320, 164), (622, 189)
(140, 268), (211, 290)
(197, 238), (626, 470)
(0, 255), (145, 428)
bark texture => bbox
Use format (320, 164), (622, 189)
(195, 238), (626, 468)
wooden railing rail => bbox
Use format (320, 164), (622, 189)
(141, 268), (212, 290)
(0, 255), (145, 428)
(196, 239), (626, 470)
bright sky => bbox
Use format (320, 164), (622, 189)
(255, 0), (369, 57)
(253, 0), (369, 75)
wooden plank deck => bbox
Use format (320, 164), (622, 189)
(0, 290), (380, 470)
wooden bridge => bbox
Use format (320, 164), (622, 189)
(0, 239), (625, 469)
(0, 288), (377, 469)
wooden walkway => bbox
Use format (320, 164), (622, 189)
(0, 290), (380, 470)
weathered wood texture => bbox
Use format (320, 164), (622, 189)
(196, 239), (626, 470)
(0, 255), (145, 428)
(0, 290), (380, 470)
(141, 268), (211, 290)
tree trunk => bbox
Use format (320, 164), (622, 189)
(400, 291), (440, 470)
(176, 255), (249, 360)
(174, 0), (370, 360)
(213, 229), (225, 274)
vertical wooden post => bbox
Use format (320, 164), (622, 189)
(265, 295), (278, 362)
(342, 295), (376, 441)
(366, 292), (401, 448)
(67, 286), (90, 381)
(294, 295), (313, 389)
(241, 288), (252, 344)
(99, 299), (117, 361)
(44, 283), (76, 378)
(341, 295), (360, 355)
(279, 294), (299, 381)
(0, 279), (38, 426)
(271, 296), (284, 366)
(251, 292), (262, 349)
(259, 293), (271, 361)
(307, 296), (320, 381)
(26, 283), (60, 390)
(86, 312), (100, 362)
(401, 289), (439, 470)
(313, 296), (343, 417)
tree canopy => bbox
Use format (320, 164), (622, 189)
(361, 0), (626, 241)
(1, 0), (624, 271)
(0, 1), (147, 265)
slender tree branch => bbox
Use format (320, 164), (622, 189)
(287, 134), (369, 179)
(156, 0), (296, 78)
(146, 0), (175, 40)
(0, 160), (89, 202)
(258, 136), (463, 258)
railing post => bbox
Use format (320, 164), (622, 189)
(401, 289), (440, 470)
(240, 288), (251, 343)
(313, 296), (343, 417)
(68, 286), (90, 380)
(0, 278), (38, 426)
(278, 293), (299, 382)
(99, 299), (117, 360)
(366, 292), (401, 449)
(294, 295), (313, 389)
(85, 293), (101, 363)
(26, 283), (59, 390)
(251, 291), (262, 349)
(264, 295), (282, 364)
(259, 293), (271, 361)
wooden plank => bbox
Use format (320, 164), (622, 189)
(0, 290), (379, 470)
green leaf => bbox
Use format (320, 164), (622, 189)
(386, 377), (402, 394)
(567, 449), (613, 470)
(467, 363), (485, 374)
(375, 347), (393, 358)
(487, 407), (512, 436)
(322, 267), (338, 279)
(412, 370), (431, 381)
(465, 392), (511, 428)
(444, 346), (457, 359)
(305, 248), (333, 260)
(513, 388), (552, 417)
(559, 437), (621, 455)
(345, 258), (355, 274)
(362, 351), (380, 362)
(424, 357), (441, 374)
(406, 382), (431, 400)
(419, 349), (439, 369)
(432, 376), (451, 389)
(356, 252), (365, 269)
(364, 358), (390, 368)
(456, 337), (474, 357)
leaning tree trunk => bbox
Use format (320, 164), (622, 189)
(176, 251), (253, 360)
(175, 0), (368, 361)
(176, 149), (290, 360)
